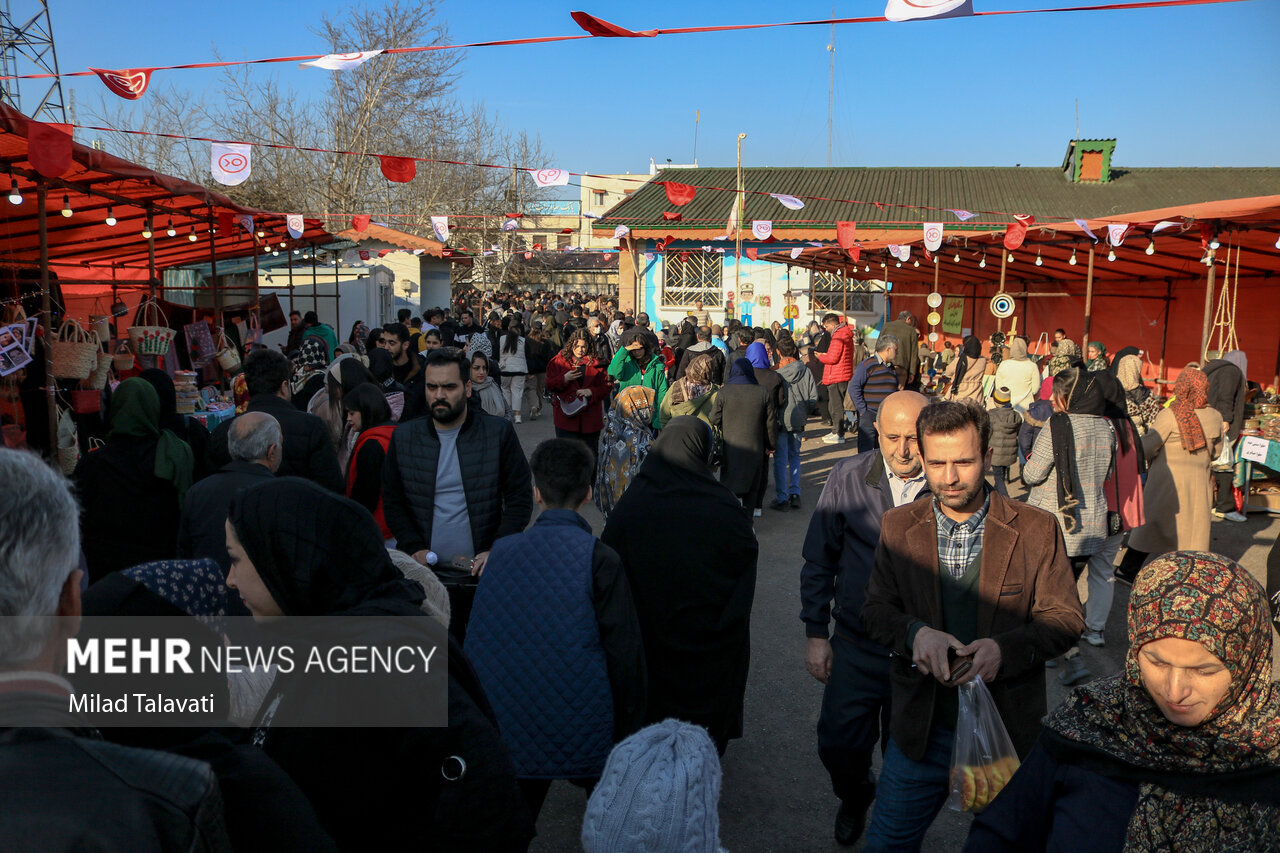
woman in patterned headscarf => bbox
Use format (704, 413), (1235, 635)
(659, 352), (720, 428)
(1116, 367), (1224, 583)
(1115, 353), (1161, 434)
(965, 551), (1280, 853)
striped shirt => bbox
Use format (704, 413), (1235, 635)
(852, 356), (900, 414)
(933, 492), (991, 580)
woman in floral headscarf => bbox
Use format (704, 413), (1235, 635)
(1085, 341), (1110, 372)
(1115, 352), (1162, 434)
(1116, 367), (1223, 583)
(965, 551), (1280, 853)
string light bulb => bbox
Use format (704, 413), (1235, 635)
(895, 260), (902, 268)
(1007, 252), (1015, 264)
(1068, 248), (1078, 266)
(256, 229), (265, 238)
(1035, 249), (1043, 266)
(979, 253), (987, 269)
(7, 178), (21, 205)
(1107, 249), (1117, 262)
(188, 226), (198, 242)
(953, 251), (960, 262)
(1275, 234), (1280, 250)
(1209, 238), (1220, 250)
(105, 207), (117, 226)
(166, 218), (177, 237)
(913, 259), (919, 268)
(1145, 239), (1155, 256)
(141, 225), (152, 239)
(60, 195), (72, 217)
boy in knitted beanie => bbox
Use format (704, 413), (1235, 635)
(582, 719), (727, 853)
(988, 385), (1023, 497)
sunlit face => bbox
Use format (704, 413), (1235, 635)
(921, 425), (991, 514)
(225, 520), (284, 621)
(470, 358), (489, 384)
(572, 339), (588, 359)
(877, 400), (924, 479)
(1138, 636), (1233, 727)
(1087, 344), (1101, 360)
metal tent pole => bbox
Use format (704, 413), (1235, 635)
(38, 182), (58, 461)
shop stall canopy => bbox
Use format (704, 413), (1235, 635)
(0, 103), (331, 285)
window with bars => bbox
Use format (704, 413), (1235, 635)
(811, 271), (876, 313)
(662, 252), (723, 308)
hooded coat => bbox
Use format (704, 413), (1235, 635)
(227, 479), (534, 852)
(712, 359), (777, 500)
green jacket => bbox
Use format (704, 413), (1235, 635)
(302, 323), (338, 361)
(658, 385), (718, 429)
(608, 346), (668, 429)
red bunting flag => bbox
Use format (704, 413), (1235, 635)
(379, 155), (416, 183)
(679, 252), (690, 262)
(1003, 215), (1035, 251)
(847, 247), (861, 262)
(89, 67), (153, 100)
(746, 248), (758, 261)
(662, 211), (683, 221)
(570, 11), (658, 38)
(352, 214), (371, 232)
(532, 243), (543, 250)
(836, 221), (857, 250)
(28, 121), (74, 178)
(663, 182), (697, 206)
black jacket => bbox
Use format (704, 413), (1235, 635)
(0, 725), (233, 852)
(674, 342), (726, 384)
(210, 394), (343, 493)
(1203, 358), (1247, 440)
(801, 450), (926, 646)
(381, 408), (533, 557)
(177, 461), (275, 571)
(524, 337), (554, 374)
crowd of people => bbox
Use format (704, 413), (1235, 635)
(1, 286), (1277, 853)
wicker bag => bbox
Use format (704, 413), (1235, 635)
(112, 339), (136, 372)
(128, 299), (175, 356)
(87, 351), (113, 390)
(89, 314), (113, 343)
(56, 406), (79, 475)
(50, 319), (100, 380)
(215, 330), (241, 372)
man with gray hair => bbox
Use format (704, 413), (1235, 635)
(0, 448), (231, 847)
(178, 411), (281, 572)
(849, 335), (902, 453)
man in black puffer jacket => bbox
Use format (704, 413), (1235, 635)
(383, 348), (533, 638)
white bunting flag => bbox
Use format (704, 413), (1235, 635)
(644, 252), (654, 261)
(725, 199), (740, 240)
(889, 245), (912, 261)
(702, 245), (713, 252)
(770, 193), (805, 210)
(790, 247), (803, 259)
(947, 208), (978, 221)
(583, 211), (603, 220)
(613, 225), (630, 239)
(300, 50), (383, 71)
(884, 0), (973, 22)
(501, 218), (519, 231)
(490, 244), (500, 252)
(342, 249), (360, 265)
(751, 220), (773, 240)
(1107, 223), (1128, 247)
(431, 216), (449, 242)
(923, 222), (943, 252)
(482, 250), (494, 256)
(211, 143), (251, 186)
(1074, 219), (1100, 242)
(286, 214), (304, 239)
(234, 214), (254, 235)
(528, 168), (570, 187)
(1152, 220), (1183, 234)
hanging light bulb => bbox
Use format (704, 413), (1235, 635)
(141, 225), (152, 239)
(864, 264), (870, 273)
(1145, 239), (1155, 256)
(979, 254), (987, 269)
(188, 226), (198, 242)
(895, 260), (902, 268)
(1035, 249), (1043, 266)
(8, 177), (22, 205)
(166, 218), (177, 237)
(913, 259), (919, 267)
(293, 248), (301, 255)
(1209, 238), (1220, 250)
(1068, 248), (1078, 266)
(1275, 234), (1280, 250)
(256, 229), (265, 238)
(279, 240), (287, 248)
(1107, 249), (1116, 262)
(272, 249), (279, 257)
(953, 251), (960, 262)
(60, 195), (72, 217)
(105, 206), (117, 226)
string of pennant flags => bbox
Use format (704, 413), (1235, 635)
(0, 0), (1245, 99)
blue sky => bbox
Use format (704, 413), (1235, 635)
(45, 0), (1280, 178)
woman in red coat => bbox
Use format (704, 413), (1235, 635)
(546, 328), (612, 462)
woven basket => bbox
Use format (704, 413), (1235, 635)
(56, 407), (79, 475)
(128, 299), (175, 356)
(89, 314), (112, 343)
(112, 340), (135, 372)
(215, 331), (241, 372)
(50, 319), (100, 380)
(87, 351), (113, 390)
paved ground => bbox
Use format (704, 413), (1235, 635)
(507, 407), (1279, 852)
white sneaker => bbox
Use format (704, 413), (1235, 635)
(514, 414), (522, 424)
(1225, 511), (1247, 523)
(1083, 630), (1105, 647)
(752, 508), (763, 518)
(822, 433), (845, 445)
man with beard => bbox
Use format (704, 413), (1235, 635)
(382, 347), (533, 638)
(800, 391), (929, 846)
(859, 402), (1082, 852)
(452, 309), (479, 349)
(381, 322), (421, 385)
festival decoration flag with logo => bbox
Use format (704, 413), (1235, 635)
(790, 247), (804, 259)
(286, 214), (304, 239)
(89, 67), (153, 100)
(751, 220), (773, 240)
(352, 214), (371, 232)
(300, 50), (383, 71)
(613, 225), (630, 239)
(1107, 223), (1130, 246)
(884, 0), (974, 22)
(663, 182), (697, 206)
(1074, 219), (1100, 242)
(379, 155), (416, 183)
(502, 218), (520, 231)
(431, 216), (449, 242)
(234, 214), (254, 235)
(1003, 214), (1035, 251)
(528, 168), (570, 187)
(947, 208), (978, 221)
(836, 221), (857, 250)
(923, 222), (944, 252)
(889, 244), (911, 262)
(770, 193), (805, 210)
(211, 143), (252, 186)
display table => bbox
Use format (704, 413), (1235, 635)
(1236, 435), (1280, 514)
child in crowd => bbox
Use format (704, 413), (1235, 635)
(988, 385), (1023, 496)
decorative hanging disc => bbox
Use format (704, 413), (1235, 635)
(926, 311), (942, 327)
(926, 292), (943, 309)
(990, 293), (1015, 319)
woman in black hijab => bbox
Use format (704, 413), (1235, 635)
(712, 357), (777, 515)
(225, 478), (533, 852)
(601, 417), (759, 754)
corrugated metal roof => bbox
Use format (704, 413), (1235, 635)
(593, 166), (1280, 236)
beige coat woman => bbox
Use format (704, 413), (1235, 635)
(1127, 407), (1223, 554)
(943, 354), (987, 403)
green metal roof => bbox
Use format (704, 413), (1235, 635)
(592, 165), (1280, 234)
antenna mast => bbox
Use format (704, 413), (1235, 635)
(0, 0), (68, 123)
(826, 12), (835, 166)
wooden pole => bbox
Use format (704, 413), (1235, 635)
(311, 250), (319, 315)
(1200, 248), (1217, 362)
(1158, 278), (1172, 385)
(1082, 244), (1095, 342)
(334, 255), (342, 333)
(37, 183), (57, 460)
